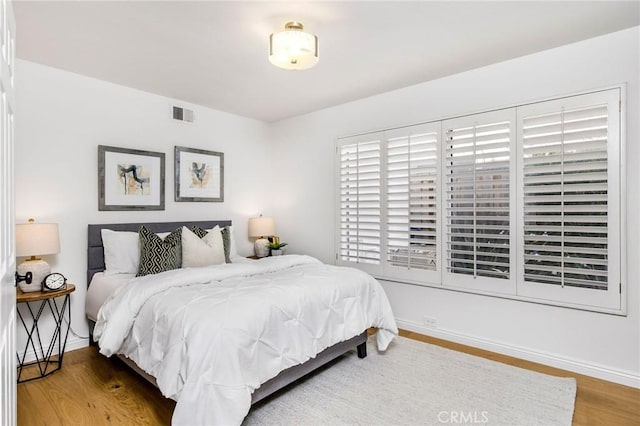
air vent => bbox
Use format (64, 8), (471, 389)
(173, 106), (194, 123)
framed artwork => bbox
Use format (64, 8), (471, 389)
(174, 146), (224, 202)
(98, 145), (165, 211)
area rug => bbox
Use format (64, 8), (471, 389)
(244, 336), (576, 426)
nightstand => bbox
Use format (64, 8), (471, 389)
(16, 284), (75, 383)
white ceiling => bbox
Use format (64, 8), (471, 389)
(14, 1), (640, 123)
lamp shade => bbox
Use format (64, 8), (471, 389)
(269, 21), (318, 70)
(16, 222), (60, 258)
(248, 216), (275, 238)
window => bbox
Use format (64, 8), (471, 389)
(516, 90), (621, 310)
(442, 110), (516, 294)
(338, 134), (382, 273)
(385, 124), (440, 282)
(336, 87), (623, 313)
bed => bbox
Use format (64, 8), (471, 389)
(86, 220), (397, 425)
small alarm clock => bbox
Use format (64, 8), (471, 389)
(42, 272), (67, 292)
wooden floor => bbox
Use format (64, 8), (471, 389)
(17, 329), (640, 425)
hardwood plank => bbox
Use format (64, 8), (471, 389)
(18, 348), (173, 425)
(17, 329), (640, 425)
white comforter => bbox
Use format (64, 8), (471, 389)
(93, 255), (398, 425)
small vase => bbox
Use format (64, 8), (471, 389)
(271, 249), (283, 256)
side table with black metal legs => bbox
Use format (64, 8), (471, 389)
(16, 284), (75, 383)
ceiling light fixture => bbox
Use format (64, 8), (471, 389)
(269, 21), (318, 70)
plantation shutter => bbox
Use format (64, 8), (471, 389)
(517, 89), (621, 310)
(335, 87), (623, 313)
(336, 134), (382, 272)
(385, 123), (440, 282)
(442, 110), (516, 293)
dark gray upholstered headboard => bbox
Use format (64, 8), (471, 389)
(87, 220), (232, 286)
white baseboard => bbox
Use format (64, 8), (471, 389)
(396, 318), (640, 389)
(18, 336), (89, 365)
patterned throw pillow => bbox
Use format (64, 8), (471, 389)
(136, 226), (182, 276)
(191, 225), (232, 263)
(189, 225), (208, 238)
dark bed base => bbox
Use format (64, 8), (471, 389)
(252, 332), (367, 404)
(86, 220), (368, 406)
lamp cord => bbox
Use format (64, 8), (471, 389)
(63, 317), (90, 340)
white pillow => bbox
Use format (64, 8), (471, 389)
(101, 229), (139, 275)
(101, 229), (171, 274)
(227, 225), (242, 261)
(208, 225), (240, 262)
(182, 226), (225, 268)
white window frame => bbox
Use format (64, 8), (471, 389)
(516, 89), (622, 311)
(335, 132), (384, 277)
(441, 109), (517, 295)
(383, 123), (442, 284)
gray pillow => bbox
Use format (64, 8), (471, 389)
(136, 226), (182, 276)
(221, 226), (232, 263)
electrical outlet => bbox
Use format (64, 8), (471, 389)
(423, 316), (437, 328)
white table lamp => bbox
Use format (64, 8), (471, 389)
(16, 219), (60, 293)
(248, 215), (275, 258)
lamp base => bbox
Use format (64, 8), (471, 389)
(254, 238), (270, 258)
(17, 259), (50, 292)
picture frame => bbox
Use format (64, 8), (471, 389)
(98, 145), (165, 211)
(174, 146), (224, 202)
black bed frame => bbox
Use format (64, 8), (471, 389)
(87, 220), (367, 405)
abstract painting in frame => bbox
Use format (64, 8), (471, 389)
(174, 146), (224, 202)
(98, 145), (165, 211)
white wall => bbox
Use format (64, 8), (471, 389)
(271, 27), (640, 386)
(15, 60), (273, 353)
(15, 27), (640, 387)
